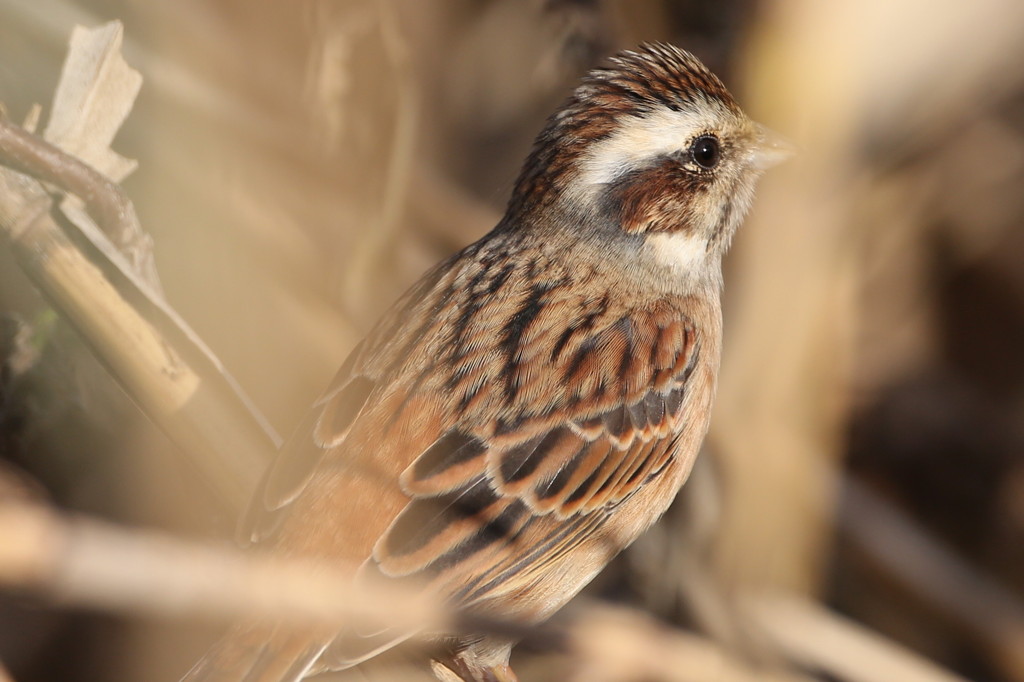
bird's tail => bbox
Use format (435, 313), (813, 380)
(180, 624), (329, 682)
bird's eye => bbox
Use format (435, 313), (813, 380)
(690, 135), (721, 170)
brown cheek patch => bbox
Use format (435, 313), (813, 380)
(606, 160), (708, 234)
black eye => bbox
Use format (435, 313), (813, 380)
(690, 135), (721, 170)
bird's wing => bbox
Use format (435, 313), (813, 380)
(239, 256), (456, 545)
(366, 292), (700, 592)
(239, 243), (702, 669)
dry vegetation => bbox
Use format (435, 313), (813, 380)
(1, 1), (1023, 681)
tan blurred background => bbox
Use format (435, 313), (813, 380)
(1, 1), (1023, 680)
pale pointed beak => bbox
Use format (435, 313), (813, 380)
(749, 124), (795, 170)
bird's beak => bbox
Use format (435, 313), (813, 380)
(749, 124), (795, 170)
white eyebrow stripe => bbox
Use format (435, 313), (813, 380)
(572, 104), (728, 195)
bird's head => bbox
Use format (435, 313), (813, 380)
(507, 43), (789, 285)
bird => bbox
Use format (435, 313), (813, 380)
(182, 42), (789, 682)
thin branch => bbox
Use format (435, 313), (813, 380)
(744, 592), (970, 682)
(0, 109), (144, 275)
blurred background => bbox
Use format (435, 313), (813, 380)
(1, 0), (1023, 680)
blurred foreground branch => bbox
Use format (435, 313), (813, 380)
(0, 501), (440, 634)
(0, 497), (975, 682)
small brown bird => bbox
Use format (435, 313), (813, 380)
(183, 43), (787, 682)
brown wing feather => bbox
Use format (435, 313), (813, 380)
(244, 237), (705, 670)
(365, 289), (699, 603)
(239, 255), (460, 545)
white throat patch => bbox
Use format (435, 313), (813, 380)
(644, 231), (719, 289)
